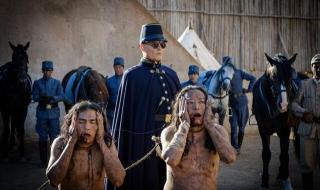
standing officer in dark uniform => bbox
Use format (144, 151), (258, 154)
(227, 56), (256, 154)
(106, 57), (125, 127)
(32, 61), (64, 167)
(111, 23), (181, 190)
(181, 64), (201, 88)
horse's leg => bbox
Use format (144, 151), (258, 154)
(9, 115), (16, 149)
(258, 126), (271, 188)
(64, 103), (71, 114)
(1, 112), (10, 158)
(16, 108), (27, 158)
(277, 126), (290, 180)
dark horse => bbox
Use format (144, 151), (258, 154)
(62, 66), (109, 113)
(0, 42), (32, 159)
(252, 53), (297, 189)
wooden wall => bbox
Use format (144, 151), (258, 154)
(138, 0), (320, 74)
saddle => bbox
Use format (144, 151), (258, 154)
(65, 66), (92, 105)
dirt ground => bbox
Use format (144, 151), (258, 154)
(0, 126), (319, 190)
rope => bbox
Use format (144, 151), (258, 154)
(125, 136), (161, 171)
(37, 180), (49, 190)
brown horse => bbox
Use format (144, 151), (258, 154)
(62, 66), (109, 112)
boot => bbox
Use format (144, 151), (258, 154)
(38, 141), (48, 168)
(302, 172), (313, 190)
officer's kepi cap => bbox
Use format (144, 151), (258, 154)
(139, 23), (167, 43)
(188, 65), (199, 75)
(113, 57), (124, 66)
(42, 60), (53, 71)
(311, 54), (320, 65)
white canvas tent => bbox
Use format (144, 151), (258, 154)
(178, 26), (220, 70)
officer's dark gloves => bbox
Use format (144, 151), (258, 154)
(303, 111), (314, 123)
(47, 96), (55, 103)
(39, 95), (48, 104)
(242, 88), (249, 94)
(39, 95), (54, 104)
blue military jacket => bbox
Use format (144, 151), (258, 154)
(106, 74), (122, 119)
(229, 69), (256, 107)
(32, 77), (64, 119)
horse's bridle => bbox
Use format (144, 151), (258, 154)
(266, 78), (288, 118)
(210, 71), (232, 100)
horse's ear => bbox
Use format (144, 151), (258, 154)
(288, 53), (298, 65)
(264, 53), (276, 66)
(24, 42), (30, 50)
(8, 41), (15, 50)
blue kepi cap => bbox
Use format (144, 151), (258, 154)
(42, 60), (53, 71)
(188, 65), (199, 75)
(113, 57), (124, 66)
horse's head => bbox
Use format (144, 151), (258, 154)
(200, 56), (235, 99)
(217, 56), (235, 92)
(265, 53), (297, 113)
(9, 41), (30, 82)
(85, 70), (109, 109)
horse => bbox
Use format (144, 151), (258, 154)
(62, 66), (109, 113)
(198, 60), (235, 125)
(252, 53), (297, 189)
(0, 42), (32, 160)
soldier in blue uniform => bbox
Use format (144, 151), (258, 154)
(181, 64), (201, 88)
(32, 61), (64, 167)
(111, 23), (181, 190)
(106, 57), (125, 127)
(227, 56), (256, 154)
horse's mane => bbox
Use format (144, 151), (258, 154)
(252, 74), (275, 119)
(87, 69), (109, 100)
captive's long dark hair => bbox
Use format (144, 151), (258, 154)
(60, 101), (113, 147)
(168, 85), (216, 156)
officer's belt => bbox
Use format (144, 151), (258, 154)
(38, 103), (58, 110)
(155, 114), (172, 123)
(231, 92), (244, 98)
